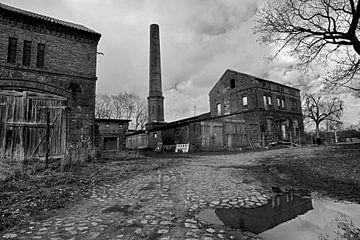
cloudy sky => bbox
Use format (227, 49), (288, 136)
(3, 0), (360, 125)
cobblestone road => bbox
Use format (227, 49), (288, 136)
(1, 153), (273, 240)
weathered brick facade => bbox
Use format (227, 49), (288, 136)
(126, 69), (304, 151)
(209, 69), (304, 147)
(0, 3), (101, 155)
(95, 119), (130, 153)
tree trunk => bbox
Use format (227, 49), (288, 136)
(316, 123), (320, 138)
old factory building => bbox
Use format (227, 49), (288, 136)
(0, 3), (101, 160)
(126, 24), (304, 151)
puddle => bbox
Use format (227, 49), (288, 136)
(260, 198), (360, 240)
(197, 190), (360, 239)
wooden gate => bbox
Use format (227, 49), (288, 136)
(201, 121), (223, 149)
(0, 90), (67, 160)
(225, 120), (247, 149)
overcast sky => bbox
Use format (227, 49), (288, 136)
(3, 0), (360, 125)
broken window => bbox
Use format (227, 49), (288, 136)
(7, 37), (17, 64)
(242, 96), (248, 107)
(37, 43), (45, 68)
(22, 40), (32, 66)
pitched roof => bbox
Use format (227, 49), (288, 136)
(0, 3), (101, 39)
(209, 69), (300, 94)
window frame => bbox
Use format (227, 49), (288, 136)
(7, 37), (17, 64)
(37, 43), (45, 68)
(22, 40), (32, 66)
(230, 79), (235, 89)
(217, 103), (221, 116)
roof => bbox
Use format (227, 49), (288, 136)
(95, 118), (131, 123)
(210, 69), (301, 93)
(148, 112), (212, 131)
(0, 3), (101, 40)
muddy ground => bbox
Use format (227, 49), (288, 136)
(245, 143), (360, 203)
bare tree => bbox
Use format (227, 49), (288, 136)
(303, 94), (343, 138)
(255, 0), (360, 91)
(112, 92), (137, 119)
(95, 92), (147, 130)
(95, 94), (112, 118)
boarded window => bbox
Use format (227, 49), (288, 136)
(22, 40), (32, 66)
(104, 137), (118, 150)
(37, 43), (45, 68)
(7, 37), (17, 63)
(230, 79), (235, 89)
(242, 96), (248, 106)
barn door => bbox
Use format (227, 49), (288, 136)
(201, 121), (223, 149)
(0, 90), (67, 160)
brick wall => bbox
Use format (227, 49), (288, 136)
(209, 70), (302, 118)
(0, 10), (100, 148)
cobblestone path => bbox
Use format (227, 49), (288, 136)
(1, 154), (272, 240)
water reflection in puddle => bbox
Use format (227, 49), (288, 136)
(260, 197), (360, 240)
(197, 191), (360, 239)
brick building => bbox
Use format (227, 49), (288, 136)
(208, 69), (304, 148)
(95, 118), (130, 153)
(127, 69), (304, 151)
(0, 3), (101, 160)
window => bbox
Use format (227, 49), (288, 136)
(105, 124), (110, 128)
(7, 37), (17, 63)
(242, 96), (248, 106)
(268, 96), (272, 105)
(230, 79), (235, 89)
(22, 40), (32, 66)
(263, 95), (267, 106)
(277, 196), (281, 206)
(277, 98), (281, 107)
(281, 99), (285, 108)
(217, 103), (221, 115)
(154, 133), (157, 139)
(37, 43), (45, 68)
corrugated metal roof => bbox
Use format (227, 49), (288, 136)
(0, 3), (100, 36)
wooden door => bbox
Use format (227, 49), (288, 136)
(0, 90), (67, 160)
(201, 122), (223, 149)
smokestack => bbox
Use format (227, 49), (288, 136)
(147, 24), (165, 125)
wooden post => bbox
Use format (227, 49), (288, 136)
(45, 110), (50, 166)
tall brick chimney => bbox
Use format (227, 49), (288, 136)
(146, 24), (165, 129)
